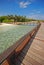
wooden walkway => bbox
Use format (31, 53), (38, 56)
(15, 23), (44, 65)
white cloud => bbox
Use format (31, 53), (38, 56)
(28, 14), (44, 20)
(31, 10), (41, 14)
(19, 1), (31, 8)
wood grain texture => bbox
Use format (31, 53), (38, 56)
(16, 23), (44, 65)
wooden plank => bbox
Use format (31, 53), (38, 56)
(35, 37), (44, 42)
(31, 39), (44, 49)
(15, 36), (30, 53)
(26, 52), (43, 65)
(30, 46), (44, 57)
(18, 56), (32, 65)
(18, 52), (41, 65)
(26, 51), (44, 65)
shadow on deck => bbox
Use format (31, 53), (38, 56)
(12, 27), (40, 65)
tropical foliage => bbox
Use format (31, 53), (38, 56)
(0, 15), (37, 23)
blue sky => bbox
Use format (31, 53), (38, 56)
(0, 0), (44, 20)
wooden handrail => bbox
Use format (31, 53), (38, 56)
(0, 23), (41, 65)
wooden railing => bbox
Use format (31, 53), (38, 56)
(0, 23), (41, 65)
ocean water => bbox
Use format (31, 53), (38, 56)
(0, 24), (36, 54)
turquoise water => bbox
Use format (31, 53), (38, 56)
(0, 24), (36, 54)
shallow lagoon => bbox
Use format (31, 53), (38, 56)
(0, 24), (36, 54)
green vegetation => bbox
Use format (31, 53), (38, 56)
(0, 15), (36, 23)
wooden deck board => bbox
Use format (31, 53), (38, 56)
(18, 52), (41, 65)
(15, 23), (44, 65)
